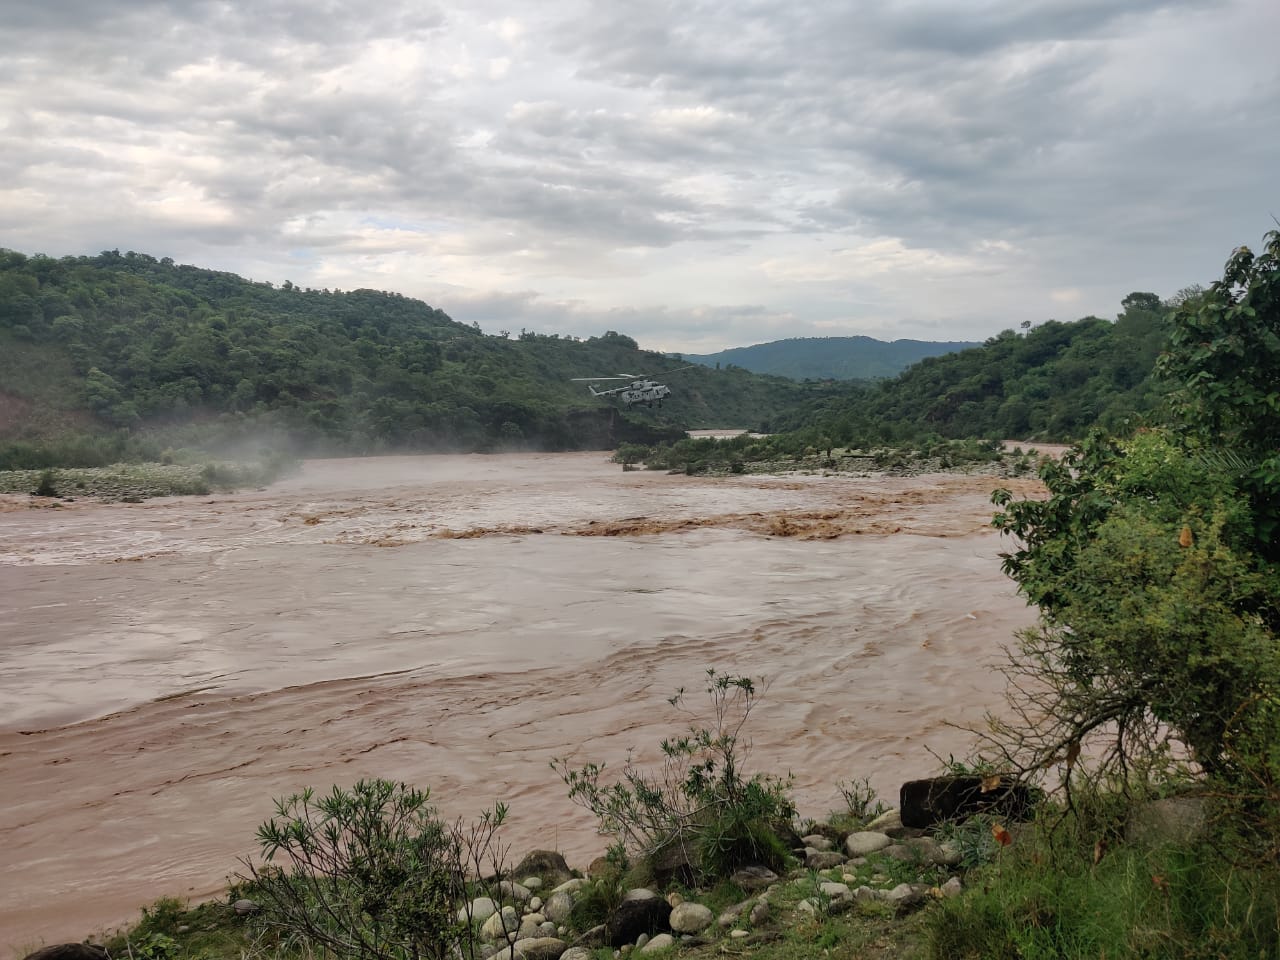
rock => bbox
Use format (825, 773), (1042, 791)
(936, 840), (963, 867)
(572, 924), (607, 949)
(512, 851), (573, 888)
(881, 843), (916, 862)
(819, 881), (851, 899)
(887, 884), (931, 918)
(717, 900), (750, 928)
(796, 898), (819, 916)
(22, 947), (109, 960)
(800, 834), (833, 851)
(634, 934), (649, 950)
(730, 865), (779, 891)
(538, 923), (557, 937)
(665, 892), (683, 908)
(805, 850), (845, 870)
(523, 877), (544, 891)
(529, 896), (543, 912)
(560, 949), (595, 960)
(899, 776), (1038, 829)
(622, 888), (657, 902)
(483, 941), (514, 959)
(501, 880), (533, 903)
(517, 917), (543, 940)
(748, 900), (770, 926)
(604, 897), (671, 947)
(461, 897), (500, 924)
(640, 934), (675, 953)
(551, 878), (589, 895)
(232, 898), (260, 916)
(544, 891), (578, 924)
(729, 929), (750, 939)
(512, 937), (567, 960)
(482, 906), (521, 941)
(844, 831), (891, 856)
(904, 836), (946, 865)
(941, 877), (963, 898)
(864, 809), (903, 834)
(669, 902), (713, 934)
(649, 840), (697, 888)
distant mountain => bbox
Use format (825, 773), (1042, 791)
(682, 336), (980, 381)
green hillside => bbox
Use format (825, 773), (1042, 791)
(764, 293), (1172, 443)
(0, 249), (822, 466)
(683, 335), (979, 380)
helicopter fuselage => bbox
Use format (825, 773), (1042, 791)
(591, 380), (672, 406)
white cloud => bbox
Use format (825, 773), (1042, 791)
(0, 0), (1274, 352)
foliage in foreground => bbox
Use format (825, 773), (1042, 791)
(986, 230), (1280, 798)
(950, 230), (1280, 958)
(554, 670), (795, 885)
(929, 800), (1280, 960)
(239, 780), (507, 960)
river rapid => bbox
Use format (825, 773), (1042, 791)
(0, 452), (1042, 951)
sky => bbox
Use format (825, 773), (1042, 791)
(2, 0), (1277, 354)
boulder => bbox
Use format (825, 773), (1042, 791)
(805, 850), (845, 870)
(648, 840), (697, 888)
(232, 899), (260, 916)
(864, 808), (909, 837)
(899, 776), (1038, 828)
(560, 949), (595, 960)
(844, 831), (891, 856)
(748, 900), (770, 926)
(729, 864), (779, 891)
(604, 896), (672, 947)
(512, 851), (574, 888)
(800, 834), (833, 851)
(23, 947), (109, 960)
(500, 880), (533, 903)
(669, 902), (713, 934)
(544, 890), (578, 924)
(460, 897), (500, 923)
(482, 906), (521, 941)
(512, 937), (567, 960)
(640, 934), (675, 953)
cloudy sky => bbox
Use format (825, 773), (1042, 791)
(2, 0), (1277, 352)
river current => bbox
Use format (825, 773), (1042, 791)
(0, 452), (1042, 950)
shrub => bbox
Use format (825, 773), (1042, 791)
(554, 670), (795, 884)
(241, 779), (507, 960)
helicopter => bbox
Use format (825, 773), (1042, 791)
(571, 365), (697, 407)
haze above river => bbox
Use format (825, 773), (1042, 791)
(0, 453), (1042, 951)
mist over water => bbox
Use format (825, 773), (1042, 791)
(0, 453), (1040, 950)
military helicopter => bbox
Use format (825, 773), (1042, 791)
(572, 365), (697, 407)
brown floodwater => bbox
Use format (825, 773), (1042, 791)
(0, 453), (1042, 952)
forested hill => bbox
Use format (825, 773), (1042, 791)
(683, 336), (979, 380)
(765, 293), (1175, 442)
(0, 249), (821, 464)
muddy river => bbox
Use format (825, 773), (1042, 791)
(0, 453), (1042, 951)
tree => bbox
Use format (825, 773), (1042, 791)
(989, 231), (1280, 800)
(1157, 229), (1280, 548)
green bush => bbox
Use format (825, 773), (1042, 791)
(554, 670), (795, 884)
(241, 779), (507, 960)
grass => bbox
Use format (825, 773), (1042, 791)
(926, 815), (1280, 960)
(0, 459), (292, 501)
